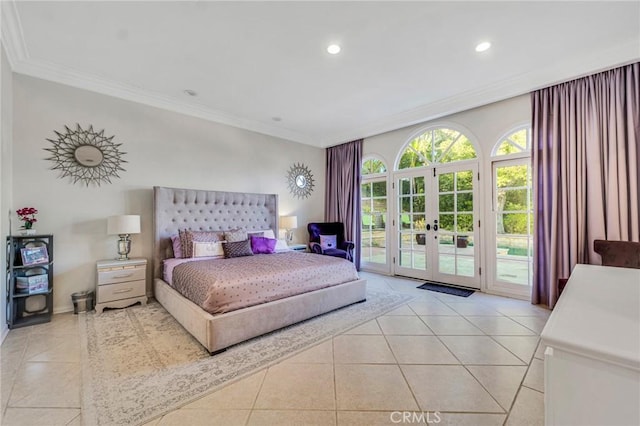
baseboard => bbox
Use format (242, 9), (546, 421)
(0, 326), (9, 346)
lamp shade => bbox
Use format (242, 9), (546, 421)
(279, 215), (298, 230)
(107, 215), (140, 235)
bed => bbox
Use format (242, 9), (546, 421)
(153, 186), (367, 354)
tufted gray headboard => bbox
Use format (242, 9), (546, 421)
(153, 186), (279, 279)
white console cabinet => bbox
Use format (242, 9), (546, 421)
(541, 264), (640, 426)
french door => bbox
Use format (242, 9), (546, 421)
(394, 163), (480, 288)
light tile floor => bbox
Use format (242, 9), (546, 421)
(1, 272), (549, 425)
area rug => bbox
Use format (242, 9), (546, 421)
(79, 288), (413, 425)
(417, 281), (475, 297)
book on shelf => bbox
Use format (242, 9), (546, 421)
(16, 274), (48, 294)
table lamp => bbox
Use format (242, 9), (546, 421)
(279, 215), (298, 243)
(107, 215), (140, 260)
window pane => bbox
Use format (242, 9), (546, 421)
(439, 214), (454, 231)
(456, 256), (475, 277)
(372, 181), (386, 197)
(362, 203), (372, 214)
(400, 214), (411, 229)
(361, 182), (372, 197)
(457, 214), (473, 232)
(412, 196), (425, 213)
(373, 198), (387, 213)
(439, 254), (455, 275)
(497, 259), (529, 285)
(439, 173), (454, 192)
(398, 149), (425, 169)
(400, 178), (411, 195)
(496, 165), (527, 187)
(439, 194), (454, 213)
(363, 158), (387, 175)
(501, 213), (528, 234)
(400, 251), (411, 267)
(401, 198), (411, 213)
(457, 193), (473, 212)
(413, 176), (425, 194)
(441, 137), (477, 162)
(501, 189), (528, 211)
(413, 252), (426, 270)
(456, 171), (473, 191)
(399, 232), (412, 249)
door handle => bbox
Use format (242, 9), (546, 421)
(433, 224), (438, 231)
(426, 224), (431, 231)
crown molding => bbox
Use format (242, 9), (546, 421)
(0, 0), (28, 68)
(321, 39), (640, 148)
(13, 58), (318, 147)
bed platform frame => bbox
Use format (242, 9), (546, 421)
(153, 186), (367, 354)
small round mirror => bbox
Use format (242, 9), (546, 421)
(74, 145), (104, 167)
(296, 175), (307, 188)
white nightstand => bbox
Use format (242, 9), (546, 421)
(289, 244), (308, 252)
(95, 258), (147, 314)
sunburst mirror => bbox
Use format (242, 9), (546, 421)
(286, 163), (315, 199)
(44, 124), (127, 186)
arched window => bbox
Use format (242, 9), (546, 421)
(490, 126), (533, 294)
(361, 156), (388, 269)
(397, 127), (477, 170)
(493, 126), (531, 156)
(362, 158), (387, 175)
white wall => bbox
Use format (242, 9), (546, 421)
(362, 95), (531, 290)
(1, 44), (14, 340)
(12, 74), (325, 313)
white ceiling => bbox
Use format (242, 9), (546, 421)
(2, 1), (639, 148)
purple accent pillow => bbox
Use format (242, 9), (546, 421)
(250, 236), (277, 254)
(171, 235), (183, 258)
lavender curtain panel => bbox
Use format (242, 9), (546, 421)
(325, 139), (363, 269)
(532, 62), (639, 308)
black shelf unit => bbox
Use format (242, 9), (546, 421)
(6, 235), (54, 329)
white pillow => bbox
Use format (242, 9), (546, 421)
(320, 234), (337, 250)
(274, 238), (291, 253)
(263, 229), (276, 239)
(193, 241), (225, 258)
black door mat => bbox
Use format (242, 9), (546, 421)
(417, 281), (475, 297)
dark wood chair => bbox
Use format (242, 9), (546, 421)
(593, 240), (640, 269)
(559, 240), (640, 297)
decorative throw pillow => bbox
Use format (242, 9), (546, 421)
(171, 235), (183, 258)
(222, 240), (254, 258)
(178, 229), (188, 258)
(183, 230), (224, 258)
(193, 241), (225, 258)
(250, 236), (277, 254)
(224, 228), (248, 243)
(247, 230), (265, 239)
(320, 234), (337, 250)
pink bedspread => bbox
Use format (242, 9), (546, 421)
(170, 252), (358, 314)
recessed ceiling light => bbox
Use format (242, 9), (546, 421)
(327, 44), (341, 55)
(272, 117), (282, 122)
(475, 41), (491, 52)
(184, 89), (197, 97)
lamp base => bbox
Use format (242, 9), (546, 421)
(116, 234), (132, 260)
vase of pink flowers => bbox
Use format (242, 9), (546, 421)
(16, 207), (38, 235)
